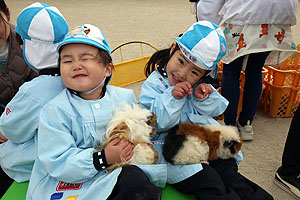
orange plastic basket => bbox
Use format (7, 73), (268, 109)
(259, 81), (300, 118)
(274, 44), (300, 70)
(263, 65), (300, 87)
(260, 66), (300, 118)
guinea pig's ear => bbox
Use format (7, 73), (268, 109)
(110, 121), (129, 136)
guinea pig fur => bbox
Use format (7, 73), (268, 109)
(101, 103), (158, 172)
(163, 123), (242, 165)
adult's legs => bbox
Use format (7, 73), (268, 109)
(221, 56), (244, 126)
(107, 165), (162, 200)
(210, 158), (274, 200)
(238, 52), (270, 126)
(171, 163), (241, 200)
(274, 106), (300, 198)
(281, 106), (300, 175)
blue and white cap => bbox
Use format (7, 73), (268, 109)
(175, 21), (227, 78)
(15, 2), (68, 71)
(57, 24), (111, 55)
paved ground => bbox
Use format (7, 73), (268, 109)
(7, 1), (300, 199)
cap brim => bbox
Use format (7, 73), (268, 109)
(57, 37), (111, 55)
(23, 39), (59, 71)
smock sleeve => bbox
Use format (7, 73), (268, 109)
(139, 75), (186, 132)
(0, 89), (41, 143)
(191, 84), (228, 117)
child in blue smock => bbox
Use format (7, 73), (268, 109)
(0, 2), (68, 183)
(26, 24), (162, 200)
(140, 21), (273, 200)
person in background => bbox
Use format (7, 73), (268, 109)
(0, 0), (37, 115)
(0, 2), (68, 197)
(274, 106), (300, 199)
(190, 0), (298, 140)
(0, 0), (37, 197)
(26, 23), (162, 200)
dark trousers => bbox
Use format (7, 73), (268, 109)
(172, 159), (273, 200)
(107, 165), (162, 200)
(0, 167), (13, 198)
(221, 52), (270, 126)
(281, 106), (300, 176)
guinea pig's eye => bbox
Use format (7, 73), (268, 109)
(146, 115), (153, 125)
(223, 140), (233, 147)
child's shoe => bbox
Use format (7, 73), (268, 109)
(237, 120), (254, 141)
(274, 167), (300, 199)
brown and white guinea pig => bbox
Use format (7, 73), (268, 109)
(163, 123), (242, 165)
(101, 103), (158, 172)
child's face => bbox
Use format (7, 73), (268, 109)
(0, 11), (10, 46)
(166, 47), (206, 86)
(60, 43), (112, 99)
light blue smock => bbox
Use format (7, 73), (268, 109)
(0, 76), (65, 182)
(139, 70), (243, 184)
(27, 86), (167, 200)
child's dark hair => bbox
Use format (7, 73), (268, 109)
(145, 44), (180, 77)
(0, 0), (9, 40)
(97, 49), (114, 86)
(145, 43), (222, 88)
(16, 33), (23, 46)
(0, 0), (9, 16)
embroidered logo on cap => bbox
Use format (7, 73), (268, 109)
(67, 25), (91, 39)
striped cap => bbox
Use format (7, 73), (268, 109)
(175, 21), (227, 78)
(15, 2), (68, 70)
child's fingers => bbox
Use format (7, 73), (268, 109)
(194, 83), (214, 99)
(122, 142), (134, 161)
(124, 150), (134, 161)
(173, 90), (186, 99)
(207, 86), (213, 94)
(180, 82), (192, 94)
(175, 82), (192, 95)
(110, 138), (121, 146)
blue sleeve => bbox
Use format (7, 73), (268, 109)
(38, 104), (98, 183)
(139, 79), (186, 132)
(235, 151), (243, 164)
(0, 90), (41, 143)
(191, 85), (228, 117)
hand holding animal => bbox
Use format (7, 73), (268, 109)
(101, 104), (158, 172)
(163, 123), (242, 165)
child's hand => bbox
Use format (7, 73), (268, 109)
(172, 81), (192, 99)
(104, 138), (134, 165)
(0, 132), (7, 143)
(194, 83), (213, 99)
